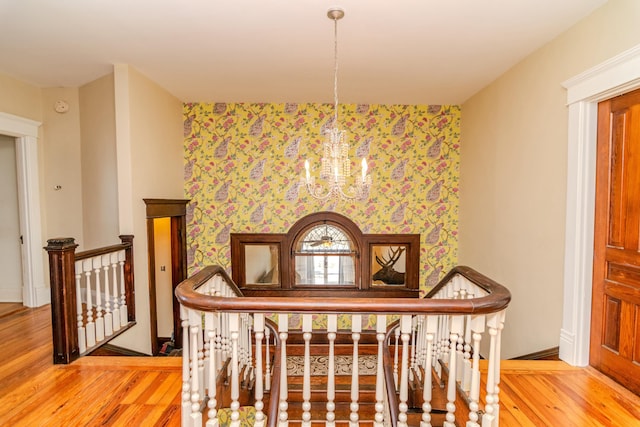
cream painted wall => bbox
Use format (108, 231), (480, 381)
(0, 135), (22, 301)
(79, 75), (119, 248)
(0, 73), (42, 122)
(460, 0), (640, 358)
(109, 65), (183, 354)
(41, 88), (84, 247)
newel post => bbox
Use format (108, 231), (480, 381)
(119, 235), (135, 322)
(44, 237), (79, 364)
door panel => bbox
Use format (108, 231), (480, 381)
(591, 88), (640, 395)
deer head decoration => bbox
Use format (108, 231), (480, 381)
(372, 246), (406, 285)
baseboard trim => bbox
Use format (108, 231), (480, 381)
(511, 346), (560, 361)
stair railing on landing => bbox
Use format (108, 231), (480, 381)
(176, 265), (510, 427)
(44, 235), (136, 364)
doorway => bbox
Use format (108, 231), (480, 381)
(0, 112), (46, 308)
(0, 135), (22, 302)
(144, 198), (189, 355)
(590, 88), (640, 395)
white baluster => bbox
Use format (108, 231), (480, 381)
(278, 314), (289, 427)
(466, 315), (485, 427)
(420, 315), (438, 427)
(491, 311), (505, 427)
(198, 316), (205, 397)
(393, 326), (400, 389)
(265, 326), (272, 392)
(118, 250), (128, 326)
(189, 308), (202, 426)
(373, 315), (387, 427)
(415, 316), (424, 382)
(92, 256), (104, 342)
(302, 314), (312, 427)
(326, 314), (337, 427)
(228, 313), (241, 427)
(482, 313), (499, 427)
(253, 314), (266, 427)
(101, 254), (113, 337)
(411, 316), (418, 382)
(444, 315), (464, 427)
(205, 310), (219, 427)
(110, 252), (121, 332)
(74, 261), (86, 354)
(397, 315), (412, 427)
(83, 259), (96, 347)
(350, 314), (361, 427)
(181, 306), (191, 427)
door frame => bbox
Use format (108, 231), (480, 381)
(561, 44), (640, 366)
(0, 112), (47, 307)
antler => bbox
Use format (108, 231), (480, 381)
(375, 246), (405, 267)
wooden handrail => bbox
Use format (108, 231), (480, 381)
(176, 265), (511, 315)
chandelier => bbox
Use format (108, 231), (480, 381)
(303, 7), (372, 201)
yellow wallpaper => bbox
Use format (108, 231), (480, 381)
(184, 102), (460, 294)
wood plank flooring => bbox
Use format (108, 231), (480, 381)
(1, 304), (639, 426)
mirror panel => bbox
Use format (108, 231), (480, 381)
(245, 244), (279, 285)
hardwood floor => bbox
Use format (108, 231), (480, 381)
(1, 305), (639, 426)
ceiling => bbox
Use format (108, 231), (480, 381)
(0, 0), (608, 105)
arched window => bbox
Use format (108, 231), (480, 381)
(293, 223), (356, 286)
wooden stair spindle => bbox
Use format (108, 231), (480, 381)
(229, 313), (241, 427)
(205, 309), (219, 427)
(397, 315), (412, 427)
(253, 314), (266, 427)
(467, 314), (485, 427)
(278, 314), (289, 427)
(350, 315), (362, 427)
(373, 315), (386, 427)
(444, 315), (463, 427)
(301, 314), (312, 427)
(101, 254), (113, 337)
(420, 315), (438, 427)
(110, 252), (121, 332)
(74, 261), (86, 354)
(82, 259), (96, 348)
(118, 250), (128, 327)
(326, 314), (338, 427)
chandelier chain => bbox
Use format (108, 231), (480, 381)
(333, 14), (339, 125)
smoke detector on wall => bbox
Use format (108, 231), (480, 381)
(54, 100), (69, 114)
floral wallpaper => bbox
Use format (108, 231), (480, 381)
(184, 102), (460, 295)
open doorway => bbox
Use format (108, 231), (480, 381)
(0, 113), (46, 308)
(144, 198), (189, 355)
(0, 135), (23, 303)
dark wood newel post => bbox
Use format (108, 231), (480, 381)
(44, 237), (79, 364)
(119, 235), (135, 322)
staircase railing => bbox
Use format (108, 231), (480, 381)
(44, 235), (136, 364)
(176, 265), (510, 427)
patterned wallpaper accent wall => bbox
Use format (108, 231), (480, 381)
(183, 102), (460, 294)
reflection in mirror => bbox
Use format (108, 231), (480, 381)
(245, 244), (279, 284)
(294, 224), (356, 285)
(371, 245), (407, 286)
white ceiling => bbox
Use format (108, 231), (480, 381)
(0, 0), (608, 105)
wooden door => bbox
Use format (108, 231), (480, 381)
(591, 88), (640, 395)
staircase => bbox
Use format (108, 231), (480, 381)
(285, 343), (379, 426)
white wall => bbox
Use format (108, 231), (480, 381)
(109, 65), (184, 354)
(41, 88), (84, 247)
(154, 217), (174, 338)
(79, 75), (119, 248)
(459, 0), (640, 358)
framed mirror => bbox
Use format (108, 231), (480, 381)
(230, 233), (285, 288)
